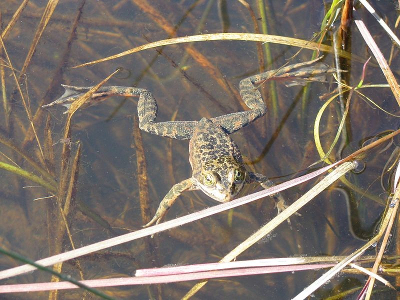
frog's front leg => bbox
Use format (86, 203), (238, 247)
(247, 172), (287, 213)
(144, 178), (196, 227)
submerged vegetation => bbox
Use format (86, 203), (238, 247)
(0, 0), (399, 299)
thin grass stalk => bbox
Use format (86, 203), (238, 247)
(332, 27), (349, 160)
(0, 161), (56, 192)
(238, 0), (265, 72)
(248, 86), (303, 165)
(397, 158), (400, 291)
(0, 265), (338, 293)
(132, 116), (152, 225)
(131, 0), (240, 102)
(0, 132), (56, 186)
(0, 247), (113, 300)
(110, 0), (201, 92)
(152, 0), (215, 82)
(55, 69), (120, 193)
(0, 255), (394, 292)
(0, 43), (10, 132)
(51, 162), (72, 300)
(54, 143), (83, 268)
(353, 8), (400, 106)
(338, 0), (353, 46)
(359, 0), (400, 47)
(0, 37), (46, 161)
(132, 115), (163, 299)
(5, 0), (59, 167)
(135, 255), (384, 277)
(0, 0), (29, 40)
(238, 0), (268, 137)
(43, 115), (55, 176)
(364, 164), (400, 298)
(319, 0), (343, 44)
(63, 143), (81, 216)
(43, 114), (61, 282)
(153, 48), (226, 112)
(58, 69), (120, 191)
(15, 0), (59, 81)
(22, 0), (86, 148)
(55, 69), (119, 201)
(217, 0), (229, 32)
(313, 87), (383, 204)
(47, 70), (119, 298)
(256, 0), (278, 119)
(349, 264), (392, 288)
(46, 70), (117, 298)
(313, 89), (354, 164)
(49, 144), (84, 297)
(73, 33), (353, 69)
(300, 0), (343, 131)
(53, 121), (72, 262)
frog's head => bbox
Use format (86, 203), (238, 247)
(194, 157), (247, 202)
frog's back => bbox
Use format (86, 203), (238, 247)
(189, 118), (242, 175)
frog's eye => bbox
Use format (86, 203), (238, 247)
(234, 169), (245, 183)
(203, 172), (216, 186)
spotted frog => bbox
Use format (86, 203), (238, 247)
(45, 58), (335, 226)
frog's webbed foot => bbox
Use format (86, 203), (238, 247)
(42, 85), (92, 111)
(42, 85), (144, 113)
(258, 56), (337, 87)
(143, 178), (195, 229)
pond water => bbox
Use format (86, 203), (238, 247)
(0, 1), (398, 299)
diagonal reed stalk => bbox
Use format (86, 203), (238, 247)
(73, 33), (353, 69)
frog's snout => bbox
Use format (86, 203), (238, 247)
(220, 182), (242, 202)
(222, 192), (233, 202)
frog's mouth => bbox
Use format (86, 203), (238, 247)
(198, 184), (242, 202)
(195, 171), (245, 202)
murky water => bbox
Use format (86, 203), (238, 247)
(0, 1), (398, 299)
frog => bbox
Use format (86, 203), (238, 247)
(44, 58), (335, 227)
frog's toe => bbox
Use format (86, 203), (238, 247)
(274, 197), (301, 217)
(275, 197), (288, 214)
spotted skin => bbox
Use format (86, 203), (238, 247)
(45, 58), (335, 226)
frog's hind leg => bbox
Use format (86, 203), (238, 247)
(45, 85), (197, 140)
(213, 57), (336, 134)
(137, 90), (197, 140)
(43, 85), (149, 111)
(211, 79), (266, 134)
